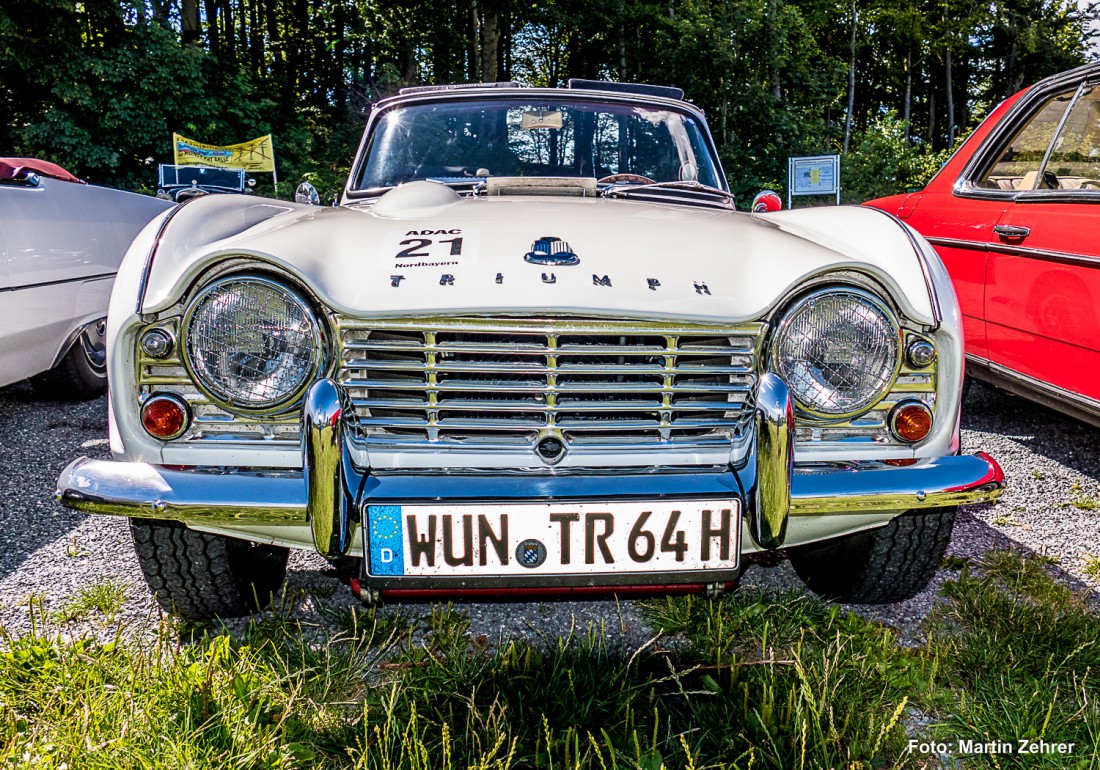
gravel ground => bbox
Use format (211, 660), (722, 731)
(0, 378), (1096, 646)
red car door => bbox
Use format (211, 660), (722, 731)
(985, 82), (1100, 402)
(899, 187), (1006, 362)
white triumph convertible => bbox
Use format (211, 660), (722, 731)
(57, 81), (1004, 618)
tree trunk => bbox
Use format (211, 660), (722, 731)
(151, 0), (170, 26)
(843, 0), (857, 152)
(928, 85), (936, 147)
(903, 49), (912, 142)
(203, 0), (219, 55)
(767, 0), (781, 100)
(479, 0), (500, 82)
(220, 0), (235, 62)
(945, 46), (954, 145)
(181, 0), (200, 45)
(249, 0), (263, 76)
(468, 0), (479, 81)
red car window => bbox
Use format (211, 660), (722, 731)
(974, 90), (1074, 191)
(1040, 86), (1100, 189)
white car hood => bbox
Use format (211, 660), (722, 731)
(140, 185), (936, 325)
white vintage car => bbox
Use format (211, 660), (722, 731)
(56, 81), (1004, 618)
(0, 158), (173, 398)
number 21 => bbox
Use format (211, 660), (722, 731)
(395, 236), (463, 259)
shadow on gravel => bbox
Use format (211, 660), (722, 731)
(963, 380), (1100, 485)
(0, 381), (109, 582)
(953, 508), (1097, 601)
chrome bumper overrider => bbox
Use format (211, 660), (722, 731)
(57, 377), (1005, 557)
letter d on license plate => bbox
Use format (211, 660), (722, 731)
(365, 501), (740, 577)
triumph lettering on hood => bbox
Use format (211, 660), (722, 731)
(385, 272), (712, 293)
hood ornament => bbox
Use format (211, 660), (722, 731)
(525, 236), (579, 265)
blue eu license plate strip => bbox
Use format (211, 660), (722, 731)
(367, 505), (406, 576)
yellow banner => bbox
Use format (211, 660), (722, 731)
(172, 133), (275, 173)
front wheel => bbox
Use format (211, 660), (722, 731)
(31, 321), (108, 400)
(788, 507), (956, 604)
(130, 519), (289, 619)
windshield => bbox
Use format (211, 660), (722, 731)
(159, 165), (244, 189)
(355, 98), (723, 191)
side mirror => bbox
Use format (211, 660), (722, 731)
(295, 181), (320, 205)
(246, 177), (257, 188)
(751, 190), (782, 213)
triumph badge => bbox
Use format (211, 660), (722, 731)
(525, 236), (579, 265)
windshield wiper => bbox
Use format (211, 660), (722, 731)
(601, 180), (735, 204)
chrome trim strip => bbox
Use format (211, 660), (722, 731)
(4, 271), (115, 294)
(749, 374), (792, 549)
(967, 355), (1100, 427)
(986, 242), (1100, 269)
(930, 235), (1100, 269)
(55, 453), (1004, 525)
(925, 236), (986, 253)
(303, 379), (355, 558)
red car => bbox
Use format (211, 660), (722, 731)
(866, 63), (1100, 427)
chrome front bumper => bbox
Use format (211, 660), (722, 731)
(57, 376), (1005, 558)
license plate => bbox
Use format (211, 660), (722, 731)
(365, 501), (740, 577)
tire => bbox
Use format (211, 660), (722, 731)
(788, 507), (956, 604)
(130, 519), (289, 619)
(31, 321), (108, 400)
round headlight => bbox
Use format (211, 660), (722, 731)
(771, 288), (900, 417)
(183, 276), (322, 411)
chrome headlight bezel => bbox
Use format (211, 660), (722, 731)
(181, 274), (324, 414)
(770, 287), (902, 420)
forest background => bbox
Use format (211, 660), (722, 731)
(1, 0), (1097, 205)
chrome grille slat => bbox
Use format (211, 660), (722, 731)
(337, 316), (764, 449)
(342, 362), (754, 375)
(350, 398), (745, 412)
(345, 381), (752, 395)
(344, 342), (748, 357)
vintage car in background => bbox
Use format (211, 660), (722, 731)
(866, 63), (1100, 428)
(156, 163), (256, 202)
(0, 158), (173, 398)
(57, 81), (1004, 618)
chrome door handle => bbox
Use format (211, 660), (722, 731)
(993, 224), (1031, 239)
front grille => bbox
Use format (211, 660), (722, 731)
(336, 317), (765, 449)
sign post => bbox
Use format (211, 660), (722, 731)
(787, 154), (841, 208)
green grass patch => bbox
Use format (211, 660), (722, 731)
(0, 551), (1097, 769)
(51, 579), (129, 624)
(1083, 556), (1100, 581)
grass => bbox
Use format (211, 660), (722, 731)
(1083, 556), (1100, 581)
(0, 550), (1096, 769)
(1067, 482), (1099, 511)
(51, 579), (128, 624)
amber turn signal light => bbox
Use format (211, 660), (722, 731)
(889, 401), (933, 443)
(141, 394), (190, 440)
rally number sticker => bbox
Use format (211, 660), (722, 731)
(378, 228), (480, 270)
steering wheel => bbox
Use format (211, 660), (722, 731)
(597, 173), (656, 185)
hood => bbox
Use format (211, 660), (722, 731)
(140, 184), (936, 325)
